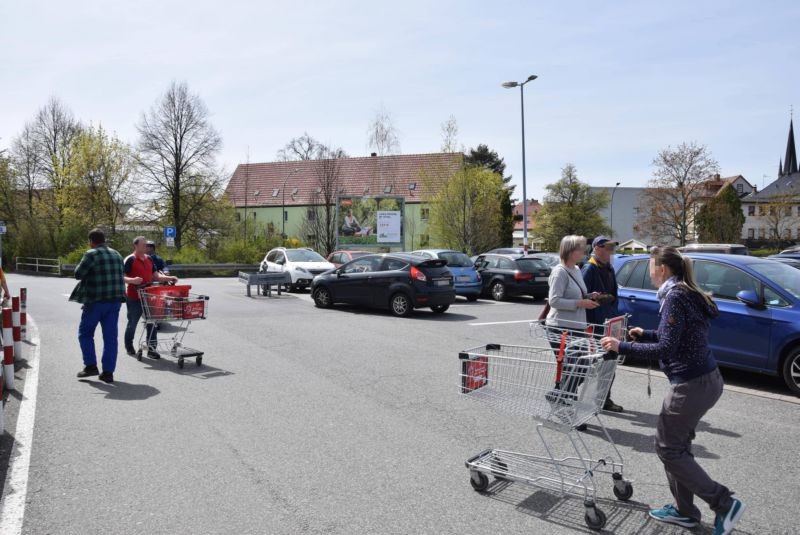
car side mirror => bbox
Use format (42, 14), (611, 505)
(276, 259), (285, 265)
(736, 290), (765, 310)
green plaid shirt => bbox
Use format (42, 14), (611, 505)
(69, 245), (126, 304)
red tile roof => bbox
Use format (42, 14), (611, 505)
(226, 153), (464, 207)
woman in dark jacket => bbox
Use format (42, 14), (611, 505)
(601, 246), (744, 535)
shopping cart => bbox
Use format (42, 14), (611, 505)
(460, 316), (632, 531)
(137, 284), (210, 368)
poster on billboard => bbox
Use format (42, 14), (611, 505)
(337, 196), (404, 248)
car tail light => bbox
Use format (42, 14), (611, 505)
(514, 271), (533, 281)
(410, 266), (427, 282)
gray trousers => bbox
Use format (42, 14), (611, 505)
(656, 367), (733, 521)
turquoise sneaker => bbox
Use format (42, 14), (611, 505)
(648, 504), (699, 528)
(713, 497), (745, 535)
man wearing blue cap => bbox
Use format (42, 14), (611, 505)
(582, 235), (624, 412)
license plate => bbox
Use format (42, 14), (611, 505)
(535, 276), (548, 282)
(435, 279), (451, 286)
(457, 276), (471, 282)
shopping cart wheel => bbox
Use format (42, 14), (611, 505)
(196, 356), (203, 367)
(612, 480), (634, 501)
(136, 349), (143, 361)
(491, 459), (509, 481)
(469, 471), (489, 492)
(584, 507), (607, 531)
(178, 358), (184, 369)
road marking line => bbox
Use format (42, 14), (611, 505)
(0, 315), (40, 534)
(468, 319), (536, 326)
(618, 365), (799, 404)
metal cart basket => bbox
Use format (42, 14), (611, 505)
(460, 316), (632, 531)
(137, 284), (209, 368)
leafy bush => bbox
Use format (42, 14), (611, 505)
(749, 248), (780, 257)
(163, 245), (210, 265)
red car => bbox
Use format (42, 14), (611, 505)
(327, 250), (372, 268)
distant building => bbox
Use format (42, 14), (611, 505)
(741, 119), (800, 246)
(511, 199), (543, 248)
(225, 152), (463, 250)
(590, 186), (648, 244)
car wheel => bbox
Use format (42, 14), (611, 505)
(313, 287), (333, 308)
(491, 281), (505, 301)
(782, 346), (800, 396)
(431, 304), (449, 313)
(466, 295), (479, 302)
(389, 293), (413, 317)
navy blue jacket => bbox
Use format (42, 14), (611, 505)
(618, 284), (718, 383)
(581, 257), (619, 324)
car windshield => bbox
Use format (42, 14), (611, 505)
(286, 249), (326, 262)
(438, 252), (472, 267)
(750, 262), (800, 299)
(349, 252), (371, 260)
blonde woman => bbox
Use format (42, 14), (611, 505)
(546, 235), (599, 328)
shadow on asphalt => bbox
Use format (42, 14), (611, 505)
(79, 379), (160, 400)
(484, 483), (757, 534)
(318, 304), (478, 321)
(580, 409), (740, 458)
(131, 353), (234, 380)
(620, 360), (795, 398)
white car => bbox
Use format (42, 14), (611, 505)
(259, 247), (335, 292)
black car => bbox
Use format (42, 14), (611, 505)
(473, 253), (551, 301)
(485, 247), (542, 255)
(311, 253), (456, 317)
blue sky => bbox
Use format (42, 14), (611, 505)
(1, 1), (799, 201)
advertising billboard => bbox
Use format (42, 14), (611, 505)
(337, 196), (404, 248)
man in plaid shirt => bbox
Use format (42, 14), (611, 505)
(69, 228), (126, 383)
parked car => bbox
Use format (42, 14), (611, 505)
(473, 253), (551, 301)
(526, 252), (560, 268)
(485, 247), (542, 255)
(411, 249), (483, 301)
(780, 245), (800, 255)
(677, 243), (749, 255)
(311, 253), (456, 317)
(770, 252), (800, 261)
(327, 250), (371, 268)
(769, 256), (800, 270)
(613, 253), (800, 395)
(259, 247), (335, 292)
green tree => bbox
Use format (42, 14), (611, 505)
(465, 144), (514, 246)
(535, 164), (610, 250)
(428, 166), (505, 255)
(696, 184), (746, 243)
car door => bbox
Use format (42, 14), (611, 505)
(261, 250), (278, 273)
(335, 256), (378, 304)
(475, 255), (497, 291)
(496, 256), (517, 290)
(692, 259), (772, 371)
(615, 258), (660, 330)
(372, 257), (411, 306)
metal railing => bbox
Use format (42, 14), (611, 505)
(16, 257), (62, 275)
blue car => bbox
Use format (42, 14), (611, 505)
(411, 249), (483, 301)
(613, 253), (800, 395)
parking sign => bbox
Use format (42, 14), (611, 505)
(164, 226), (176, 238)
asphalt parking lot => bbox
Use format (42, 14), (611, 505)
(1, 274), (798, 534)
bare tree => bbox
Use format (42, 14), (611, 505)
(440, 115), (459, 153)
(367, 106), (400, 156)
(759, 191), (800, 247)
(136, 81), (224, 249)
(638, 142), (720, 246)
(10, 121), (42, 217)
(300, 145), (346, 255)
(277, 132), (323, 161)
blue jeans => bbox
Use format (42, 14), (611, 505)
(78, 301), (122, 373)
(125, 300), (156, 352)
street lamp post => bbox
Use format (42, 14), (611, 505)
(502, 74), (538, 251)
(282, 168), (300, 239)
(610, 181), (621, 237)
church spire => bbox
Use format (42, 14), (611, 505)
(784, 118), (798, 175)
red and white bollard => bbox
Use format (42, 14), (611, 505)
(12, 297), (21, 361)
(3, 308), (13, 390)
(20, 288), (27, 341)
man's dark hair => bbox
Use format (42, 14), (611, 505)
(88, 228), (106, 245)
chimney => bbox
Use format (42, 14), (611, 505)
(371, 152), (377, 157)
